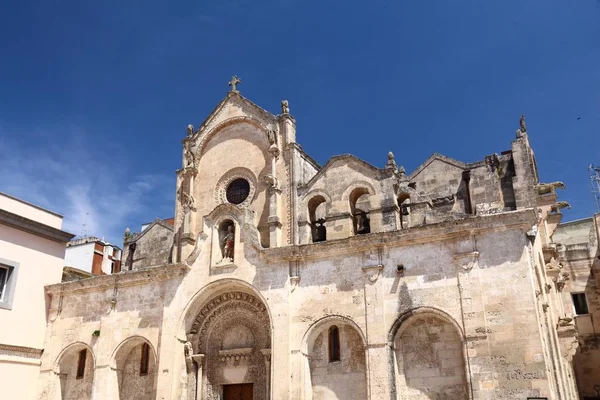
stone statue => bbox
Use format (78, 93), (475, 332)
(182, 192), (196, 211)
(519, 115), (527, 133)
(123, 227), (133, 243)
(184, 341), (193, 358)
(220, 225), (235, 261)
(267, 130), (277, 146)
(184, 141), (196, 169)
(550, 201), (571, 213)
(557, 317), (573, 327)
(281, 100), (289, 114)
(263, 173), (278, 188)
(536, 181), (566, 196)
(228, 75), (242, 92)
(187, 124), (194, 137)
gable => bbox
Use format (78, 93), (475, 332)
(302, 154), (379, 194)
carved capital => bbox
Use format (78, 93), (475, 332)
(454, 251), (479, 271)
(361, 265), (384, 283)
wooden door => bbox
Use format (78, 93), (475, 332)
(223, 383), (253, 400)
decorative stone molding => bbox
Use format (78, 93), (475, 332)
(290, 276), (300, 291)
(45, 263), (189, 295)
(361, 265), (384, 283)
(554, 272), (570, 291)
(190, 292), (270, 350)
(218, 348), (253, 363)
(214, 167), (257, 208)
(454, 251), (480, 271)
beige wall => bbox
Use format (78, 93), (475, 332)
(0, 193), (69, 400)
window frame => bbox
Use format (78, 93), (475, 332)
(0, 258), (19, 310)
(572, 292), (590, 315)
(76, 349), (87, 379)
(140, 342), (150, 376)
(328, 325), (341, 363)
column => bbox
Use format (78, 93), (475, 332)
(260, 349), (271, 400)
(191, 354), (205, 400)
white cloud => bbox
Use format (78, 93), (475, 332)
(0, 127), (174, 246)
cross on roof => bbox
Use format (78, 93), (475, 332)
(228, 75), (241, 92)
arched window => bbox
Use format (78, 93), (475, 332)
(308, 196), (327, 242)
(76, 349), (87, 379)
(349, 188), (371, 235)
(140, 343), (150, 376)
(328, 325), (340, 362)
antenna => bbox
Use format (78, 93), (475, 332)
(81, 212), (89, 237)
(589, 165), (600, 212)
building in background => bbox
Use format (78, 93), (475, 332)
(0, 192), (73, 400)
(553, 214), (600, 399)
(64, 236), (122, 279)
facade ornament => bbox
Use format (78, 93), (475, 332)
(520, 114), (527, 133)
(181, 192), (196, 212)
(187, 124), (194, 137)
(263, 174), (278, 189)
(536, 181), (566, 196)
(228, 75), (241, 92)
(183, 141), (196, 169)
(361, 265), (384, 283)
(550, 201), (571, 214)
(267, 129), (278, 146)
(557, 317), (574, 327)
(220, 225), (235, 263)
(281, 100), (290, 114)
(554, 272), (570, 291)
(545, 257), (562, 272)
(123, 227), (133, 243)
(386, 151), (398, 174)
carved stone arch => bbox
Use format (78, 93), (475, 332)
(213, 167), (258, 208)
(178, 279), (273, 340)
(182, 281), (273, 400)
(195, 116), (272, 158)
(388, 307), (470, 400)
(109, 335), (157, 370)
(301, 190), (332, 221)
(300, 315), (369, 400)
(341, 181), (377, 204)
(387, 306), (465, 343)
(53, 341), (96, 373)
(53, 342), (96, 400)
(110, 336), (158, 400)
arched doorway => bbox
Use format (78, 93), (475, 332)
(112, 336), (157, 400)
(390, 309), (469, 399)
(55, 343), (95, 400)
(187, 290), (272, 400)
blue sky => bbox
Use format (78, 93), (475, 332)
(1, 0), (599, 245)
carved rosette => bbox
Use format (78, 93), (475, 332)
(190, 292), (270, 350)
(214, 167), (257, 208)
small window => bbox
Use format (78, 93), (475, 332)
(0, 266), (8, 302)
(572, 293), (589, 315)
(0, 259), (19, 310)
(76, 349), (87, 379)
(328, 326), (340, 362)
(140, 343), (150, 376)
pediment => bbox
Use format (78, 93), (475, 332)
(302, 154), (380, 192)
(189, 92), (279, 157)
(408, 153), (467, 180)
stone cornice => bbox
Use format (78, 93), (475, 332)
(0, 343), (43, 358)
(45, 263), (189, 295)
(264, 209), (537, 261)
(0, 209), (74, 243)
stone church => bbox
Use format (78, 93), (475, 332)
(38, 79), (584, 400)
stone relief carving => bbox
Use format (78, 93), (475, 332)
(267, 129), (277, 146)
(219, 225), (235, 263)
(554, 272), (570, 291)
(545, 257), (562, 272)
(550, 201), (571, 213)
(263, 173), (278, 189)
(228, 75), (241, 92)
(183, 140), (196, 169)
(536, 181), (566, 196)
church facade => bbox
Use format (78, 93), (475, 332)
(38, 83), (581, 400)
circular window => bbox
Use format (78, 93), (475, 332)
(226, 179), (250, 205)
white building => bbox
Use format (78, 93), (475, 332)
(64, 237), (122, 276)
(0, 191), (73, 400)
